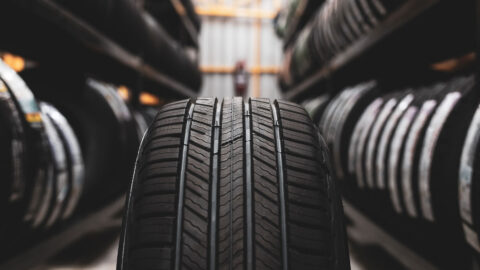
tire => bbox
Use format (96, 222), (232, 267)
(41, 102), (85, 220)
(386, 83), (447, 215)
(331, 82), (376, 181)
(459, 102), (480, 253)
(400, 87), (448, 218)
(133, 111), (150, 143)
(418, 75), (477, 224)
(117, 97), (350, 270)
(0, 60), (53, 230)
(45, 78), (139, 206)
(0, 78), (27, 236)
(39, 102), (69, 228)
(58, 0), (202, 90)
(374, 92), (414, 191)
(348, 97), (383, 188)
(364, 92), (400, 189)
(302, 94), (330, 125)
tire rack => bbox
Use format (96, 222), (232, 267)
(0, 0), (199, 101)
(282, 0), (479, 268)
(0, 0), (199, 267)
(284, 0), (475, 101)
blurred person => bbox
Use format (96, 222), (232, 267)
(233, 61), (248, 97)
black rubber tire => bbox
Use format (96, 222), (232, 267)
(386, 82), (447, 216)
(331, 82), (377, 181)
(133, 111), (150, 143)
(459, 101), (480, 252)
(39, 102), (69, 228)
(0, 61), (53, 230)
(39, 78), (139, 207)
(0, 79), (27, 236)
(41, 102), (85, 220)
(56, 0), (202, 90)
(420, 76), (477, 225)
(302, 94), (330, 125)
(117, 97), (350, 270)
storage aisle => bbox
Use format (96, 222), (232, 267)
(0, 0), (478, 269)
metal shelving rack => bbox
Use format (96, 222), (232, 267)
(0, 0), (199, 100)
(282, 0), (479, 268)
(285, 0), (439, 100)
(0, 0), (200, 268)
(283, 0), (476, 101)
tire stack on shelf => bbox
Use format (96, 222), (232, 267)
(38, 78), (142, 207)
(279, 0), (407, 88)
(278, 0), (477, 266)
(0, 59), (159, 262)
(0, 0), (203, 267)
(459, 97), (480, 255)
(53, 0), (201, 90)
(0, 59), (85, 237)
(304, 74), (480, 267)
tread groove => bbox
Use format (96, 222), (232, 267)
(227, 98), (235, 270)
(245, 100), (254, 270)
(272, 101), (289, 270)
(174, 102), (195, 270)
(209, 99), (221, 270)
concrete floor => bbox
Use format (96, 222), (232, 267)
(38, 227), (119, 270)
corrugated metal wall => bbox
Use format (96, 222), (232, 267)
(194, 0), (284, 99)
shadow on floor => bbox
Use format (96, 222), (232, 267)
(349, 240), (406, 270)
(37, 226), (120, 270)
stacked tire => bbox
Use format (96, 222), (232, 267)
(280, 0), (408, 87)
(0, 60), (85, 236)
(459, 98), (480, 254)
(0, 59), (150, 247)
(311, 74), (480, 265)
(55, 0), (201, 90)
(41, 78), (140, 207)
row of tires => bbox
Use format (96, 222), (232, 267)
(304, 74), (480, 254)
(54, 0), (201, 89)
(0, 59), (155, 243)
(280, 0), (406, 87)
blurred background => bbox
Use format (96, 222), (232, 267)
(0, 0), (478, 269)
(196, 0), (284, 99)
